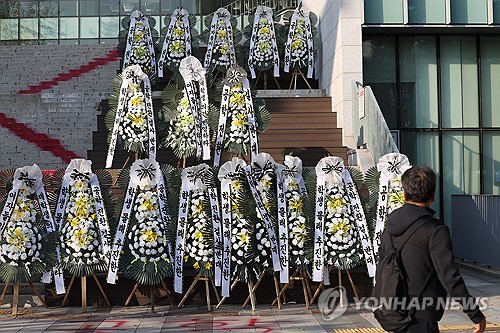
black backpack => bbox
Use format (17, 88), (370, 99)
(371, 217), (435, 332)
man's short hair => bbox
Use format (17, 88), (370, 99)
(401, 165), (436, 203)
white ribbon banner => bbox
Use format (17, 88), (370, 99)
(276, 165), (289, 283)
(244, 158), (280, 272)
(342, 168), (376, 278)
(218, 157), (246, 297)
(106, 65), (156, 168)
(174, 164), (209, 293)
(312, 177), (326, 283)
(204, 8), (236, 70)
(37, 186), (65, 294)
(123, 10), (156, 74)
(373, 153), (411, 263)
(90, 174), (112, 262)
(0, 189), (18, 235)
(208, 185), (223, 287)
(283, 6), (315, 78)
(107, 182), (136, 284)
(157, 173), (174, 264)
(158, 8), (192, 77)
(180, 56), (211, 161)
(248, 6), (280, 79)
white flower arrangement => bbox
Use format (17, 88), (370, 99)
(164, 19), (188, 67)
(387, 179), (405, 214)
(118, 86), (148, 146)
(128, 191), (169, 266)
(285, 183), (310, 266)
(323, 183), (362, 269)
(210, 19), (232, 70)
(251, 18), (275, 70)
(184, 190), (213, 272)
(164, 91), (198, 159)
(59, 179), (106, 273)
(227, 83), (251, 148)
(0, 192), (41, 270)
(289, 19), (308, 69)
(129, 20), (154, 73)
(252, 171), (274, 269)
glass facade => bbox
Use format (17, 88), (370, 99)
(363, 35), (500, 227)
(0, 0), (297, 44)
(365, 0), (493, 24)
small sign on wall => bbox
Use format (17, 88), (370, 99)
(358, 87), (365, 119)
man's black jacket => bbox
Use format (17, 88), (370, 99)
(378, 203), (485, 324)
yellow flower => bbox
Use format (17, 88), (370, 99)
(327, 197), (346, 211)
(8, 227), (27, 248)
(169, 41), (186, 54)
(193, 262), (200, 269)
(194, 230), (204, 241)
(75, 181), (85, 190)
(291, 38), (303, 50)
(219, 44), (229, 55)
(258, 41), (271, 52)
(232, 181), (242, 191)
(194, 201), (204, 215)
(204, 262), (212, 269)
(289, 198), (303, 212)
(130, 95), (143, 107)
(73, 228), (88, 247)
(184, 255), (189, 262)
(69, 217), (79, 227)
(217, 29), (227, 38)
(141, 229), (158, 243)
(259, 26), (270, 34)
(133, 31), (144, 41)
(127, 113), (145, 127)
(240, 232), (249, 244)
(140, 199), (155, 211)
(263, 179), (272, 189)
(232, 113), (249, 129)
(230, 92), (245, 106)
(389, 191), (405, 207)
(173, 27), (185, 37)
(264, 200), (270, 211)
(331, 220), (350, 236)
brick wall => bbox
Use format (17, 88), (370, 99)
(0, 44), (119, 170)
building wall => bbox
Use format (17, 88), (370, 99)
(302, 0), (363, 148)
(0, 44), (119, 170)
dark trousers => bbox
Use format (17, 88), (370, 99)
(396, 319), (439, 333)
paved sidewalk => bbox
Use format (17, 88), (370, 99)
(0, 266), (498, 332)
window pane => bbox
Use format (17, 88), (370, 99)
(481, 37), (500, 127)
(80, 0), (99, 16)
(451, 0), (487, 24)
(408, 0), (446, 23)
(19, 1), (38, 18)
(20, 18), (38, 39)
(80, 17), (98, 38)
(39, 1), (58, 17)
(60, 1), (79, 16)
(363, 37), (397, 128)
(0, 19), (19, 40)
(494, 0), (500, 23)
(0, 3), (19, 19)
(399, 36), (438, 128)
(442, 131), (480, 227)
(364, 0), (404, 24)
(40, 18), (58, 39)
(161, 0), (181, 14)
(440, 36), (479, 128)
(100, 16), (119, 38)
(60, 17), (79, 38)
(400, 131), (441, 215)
(121, 0), (140, 15)
(483, 132), (500, 194)
(101, 0), (120, 15)
(141, 1), (160, 15)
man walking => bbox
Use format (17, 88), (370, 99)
(377, 165), (486, 332)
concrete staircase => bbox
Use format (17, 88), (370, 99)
(88, 95), (347, 168)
